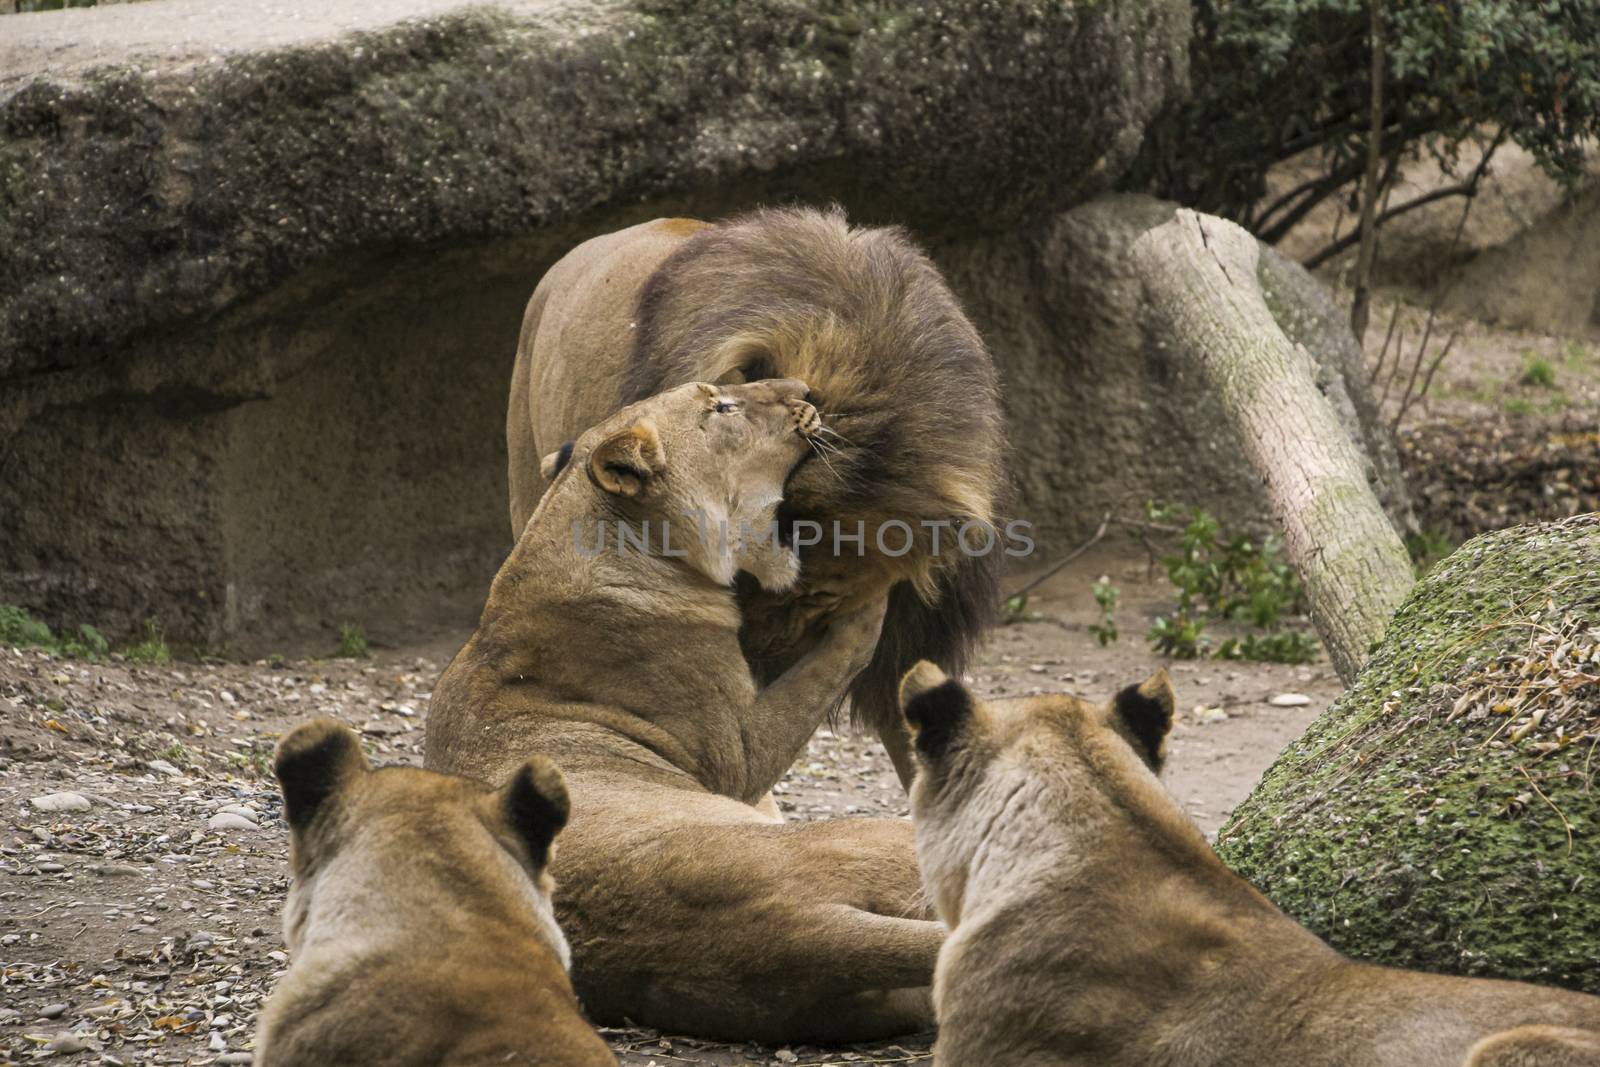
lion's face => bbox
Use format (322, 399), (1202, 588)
(548, 379), (822, 589)
(895, 663), (1176, 929)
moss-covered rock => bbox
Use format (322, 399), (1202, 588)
(1216, 514), (1600, 991)
(0, 0), (1189, 379)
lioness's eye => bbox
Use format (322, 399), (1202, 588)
(715, 401), (740, 414)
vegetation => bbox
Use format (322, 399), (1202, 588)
(336, 622), (370, 659)
(1, 604), (110, 660)
(1088, 578), (1120, 646)
(1144, 503), (1318, 664)
(1136, 1), (1600, 259)
(123, 620), (172, 665)
(1218, 517), (1600, 992)
(1519, 354), (1556, 389)
(1404, 527), (1455, 577)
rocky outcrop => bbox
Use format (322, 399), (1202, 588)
(1, 0), (1189, 650)
(1217, 515), (1600, 993)
(939, 194), (1413, 555)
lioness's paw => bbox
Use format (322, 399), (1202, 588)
(827, 596), (889, 674)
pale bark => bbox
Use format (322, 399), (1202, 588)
(1131, 210), (1415, 684)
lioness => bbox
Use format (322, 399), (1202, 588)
(427, 379), (942, 1042)
(507, 206), (1007, 787)
(256, 720), (614, 1067)
(897, 663), (1600, 1067)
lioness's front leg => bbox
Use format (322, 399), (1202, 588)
(738, 596), (887, 801)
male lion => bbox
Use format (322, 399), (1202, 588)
(506, 206), (1006, 787)
(427, 380), (942, 1042)
(897, 663), (1600, 1067)
(256, 720), (614, 1067)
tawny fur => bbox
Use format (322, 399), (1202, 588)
(506, 208), (1007, 788)
(255, 721), (614, 1067)
(428, 381), (942, 1043)
(898, 664), (1600, 1067)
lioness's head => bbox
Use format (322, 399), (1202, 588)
(896, 662), (1177, 928)
(273, 720), (574, 966)
(544, 378), (821, 590)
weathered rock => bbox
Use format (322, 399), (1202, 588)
(30, 791), (92, 812)
(0, 0), (1189, 650)
(935, 193), (1414, 552)
(1217, 514), (1600, 992)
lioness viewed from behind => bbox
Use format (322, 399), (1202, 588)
(897, 663), (1600, 1067)
(255, 720), (614, 1067)
(507, 206), (1007, 788)
(427, 380), (942, 1042)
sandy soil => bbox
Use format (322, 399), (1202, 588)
(0, 545), (1338, 1065)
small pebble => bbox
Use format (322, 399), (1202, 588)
(146, 759), (183, 775)
(208, 812), (259, 832)
(1267, 692), (1312, 707)
(39, 1003), (68, 1019)
(92, 864), (145, 877)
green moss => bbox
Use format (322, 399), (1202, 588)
(1216, 515), (1600, 991)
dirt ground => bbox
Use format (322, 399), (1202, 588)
(0, 543), (1339, 1066)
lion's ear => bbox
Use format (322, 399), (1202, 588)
(901, 662), (972, 762)
(587, 420), (666, 498)
(1111, 669), (1176, 773)
(274, 719), (369, 830)
(540, 441), (575, 481)
(500, 756), (570, 870)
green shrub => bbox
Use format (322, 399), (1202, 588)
(1520, 356), (1556, 389)
(0, 604), (55, 648)
(1405, 528), (1456, 578)
(1, 606), (110, 661)
(123, 620), (172, 665)
(1135, 1), (1600, 243)
(336, 622), (370, 659)
(1088, 578), (1120, 646)
(1144, 502), (1317, 665)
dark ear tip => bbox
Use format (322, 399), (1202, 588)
(1113, 670), (1177, 770)
(904, 677), (975, 760)
(905, 679), (971, 723)
(515, 756), (570, 828)
(274, 719), (360, 778)
(273, 719), (367, 829)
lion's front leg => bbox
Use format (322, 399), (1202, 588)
(736, 595), (887, 802)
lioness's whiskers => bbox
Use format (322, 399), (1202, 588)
(815, 424), (853, 447)
(807, 438), (842, 481)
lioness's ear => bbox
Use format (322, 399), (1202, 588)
(540, 441), (575, 481)
(1112, 669), (1176, 773)
(274, 719), (369, 830)
(901, 661), (972, 761)
(587, 420), (666, 498)
(501, 756), (570, 869)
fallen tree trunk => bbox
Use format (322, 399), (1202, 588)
(1131, 209), (1415, 683)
